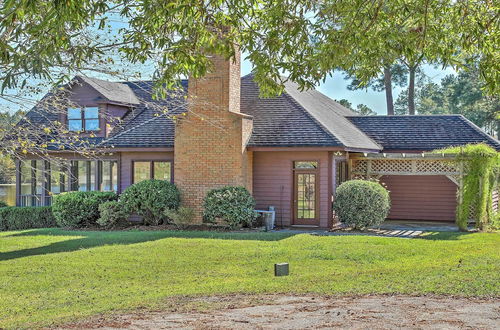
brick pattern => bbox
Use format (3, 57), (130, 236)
(174, 50), (253, 221)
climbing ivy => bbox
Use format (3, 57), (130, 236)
(434, 144), (499, 231)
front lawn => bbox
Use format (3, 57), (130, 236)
(0, 229), (499, 328)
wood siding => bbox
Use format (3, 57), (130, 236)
(119, 151), (175, 192)
(380, 175), (457, 221)
(252, 151), (330, 227)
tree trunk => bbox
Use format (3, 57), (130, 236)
(408, 66), (416, 115)
(384, 66), (394, 115)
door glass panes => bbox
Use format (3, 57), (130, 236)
(134, 162), (150, 183)
(84, 107), (99, 131)
(102, 161), (112, 191)
(154, 162), (171, 181)
(294, 161), (318, 169)
(297, 173), (316, 219)
(50, 164), (63, 194)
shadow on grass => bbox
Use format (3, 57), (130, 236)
(0, 228), (297, 262)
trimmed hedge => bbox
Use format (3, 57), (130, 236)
(333, 180), (390, 230)
(0, 206), (57, 231)
(52, 191), (118, 228)
(203, 186), (257, 228)
(97, 201), (129, 229)
(120, 180), (180, 225)
(0, 201), (8, 208)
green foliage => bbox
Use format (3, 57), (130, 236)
(395, 66), (499, 137)
(164, 207), (196, 229)
(333, 180), (391, 230)
(434, 144), (499, 231)
(120, 180), (180, 225)
(52, 191), (118, 228)
(203, 186), (257, 229)
(0, 201), (7, 208)
(0, 155), (15, 184)
(0, 206), (56, 231)
(97, 201), (129, 229)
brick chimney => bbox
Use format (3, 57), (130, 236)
(174, 49), (253, 222)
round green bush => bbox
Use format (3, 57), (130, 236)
(0, 201), (8, 208)
(333, 180), (390, 230)
(52, 191), (118, 228)
(120, 179), (180, 225)
(203, 186), (257, 228)
(97, 201), (129, 229)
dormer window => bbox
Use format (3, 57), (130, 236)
(68, 107), (100, 132)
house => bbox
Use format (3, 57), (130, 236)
(13, 50), (500, 227)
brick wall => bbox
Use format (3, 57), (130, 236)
(174, 50), (253, 221)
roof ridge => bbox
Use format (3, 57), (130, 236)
(455, 115), (500, 145)
(346, 114), (466, 118)
(280, 91), (342, 145)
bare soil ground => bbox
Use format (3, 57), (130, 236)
(59, 294), (500, 330)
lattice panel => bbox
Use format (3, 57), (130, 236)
(416, 160), (457, 173)
(352, 160), (367, 174)
(371, 160), (412, 173)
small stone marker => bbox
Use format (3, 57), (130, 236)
(274, 263), (289, 276)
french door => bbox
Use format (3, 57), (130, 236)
(293, 167), (319, 226)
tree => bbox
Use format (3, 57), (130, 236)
(346, 63), (408, 115)
(336, 99), (376, 116)
(395, 67), (499, 138)
(0, 1), (498, 156)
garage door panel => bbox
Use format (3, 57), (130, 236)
(380, 175), (457, 221)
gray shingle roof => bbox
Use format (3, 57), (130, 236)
(348, 115), (500, 151)
(77, 76), (140, 105)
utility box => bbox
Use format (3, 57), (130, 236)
(274, 263), (289, 276)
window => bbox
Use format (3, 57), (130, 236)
(67, 107), (100, 132)
(294, 161), (318, 169)
(100, 161), (118, 191)
(133, 161), (172, 183)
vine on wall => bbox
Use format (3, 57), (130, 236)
(434, 144), (499, 231)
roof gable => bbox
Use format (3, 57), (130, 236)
(75, 76), (140, 105)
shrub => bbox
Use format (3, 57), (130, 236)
(164, 207), (196, 229)
(52, 191), (118, 228)
(120, 180), (180, 225)
(0, 206), (56, 231)
(203, 186), (257, 229)
(97, 201), (129, 229)
(0, 201), (8, 208)
(333, 180), (390, 230)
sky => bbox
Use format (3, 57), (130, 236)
(0, 55), (455, 116)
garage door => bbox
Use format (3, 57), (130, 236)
(380, 175), (457, 221)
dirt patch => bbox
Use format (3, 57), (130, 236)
(58, 294), (500, 329)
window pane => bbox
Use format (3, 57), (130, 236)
(111, 161), (118, 191)
(90, 162), (96, 191)
(134, 162), (150, 183)
(294, 161), (318, 169)
(154, 162), (171, 181)
(84, 107), (99, 119)
(101, 161), (111, 191)
(78, 161), (88, 191)
(50, 163), (62, 195)
(68, 107), (81, 119)
(85, 119), (99, 131)
(35, 161), (45, 195)
(20, 161), (32, 195)
(69, 119), (83, 131)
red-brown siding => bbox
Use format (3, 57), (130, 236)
(252, 151), (330, 227)
(380, 175), (457, 221)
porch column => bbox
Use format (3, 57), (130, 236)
(15, 159), (21, 206)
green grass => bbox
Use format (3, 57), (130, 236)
(0, 229), (499, 328)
